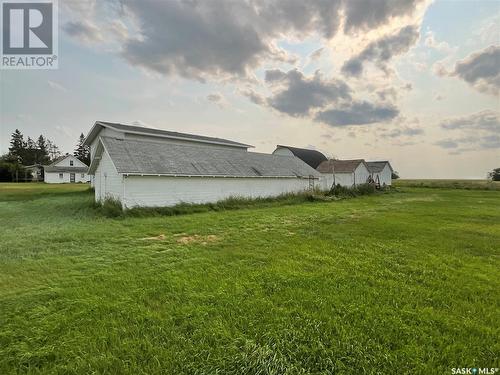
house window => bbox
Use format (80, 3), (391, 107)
(59, 173), (63, 179)
(70, 160), (74, 166)
(81, 174), (85, 178)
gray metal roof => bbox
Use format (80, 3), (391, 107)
(317, 159), (366, 173)
(100, 137), (320, 178)
(44, 166), (88, 173)
(84, 121), (252, 149)
(366, 161), (393, 173)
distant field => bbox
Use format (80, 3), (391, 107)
(0, 183), (499, 374)
(395, 179), (500, 190)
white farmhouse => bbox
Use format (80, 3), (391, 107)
(44, 154), (89, 184)
(317, 159), (371, 190)
(367, 161), (394, 186)
(84, 121), (320, 208)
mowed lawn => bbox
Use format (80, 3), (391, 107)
(0, 183), (499, 374)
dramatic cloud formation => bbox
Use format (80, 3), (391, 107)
(60, 0), (427, 81)
(342, 25), (420, 77)
(265, 69), (351, 116)
(451, 46), (500, 95)
(315, 101), (399, 126)
(342, 0), (423, 33)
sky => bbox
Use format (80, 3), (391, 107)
(0, 0), (499, 179)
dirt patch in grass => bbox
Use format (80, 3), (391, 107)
(141, 234), (167, 241)
(176, 234), (220, 245)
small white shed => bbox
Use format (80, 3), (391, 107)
(84, 122), (320, 208)
(367, 161), (394, 186)
(43, 155), (90, 184)
(317, 159), (371, 190)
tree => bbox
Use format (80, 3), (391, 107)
(8, 129), (24, 162)
(74, 133), (90, 165)
(36, 135), (51, 164)
(488, 168), (500, 181)
(391, 171), (400, 179)
(46, 139), (61, 161)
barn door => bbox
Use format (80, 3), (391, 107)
(70, 173), (75, 183)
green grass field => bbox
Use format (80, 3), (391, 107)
(395, 179), (500, 190)
(0, 183), (499, 374)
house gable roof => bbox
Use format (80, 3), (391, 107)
(317, 159), (367, 173)
(92, 136), (320, 178)
(366, 161), (393, 173)
(275, 145), (328, 169)
(84, 121), (253, 149)
(45, 154), (88, 168)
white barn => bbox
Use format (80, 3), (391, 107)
(84, 121), (320, 208)
(272, 145), (328, 169)
(317, 159), (371, 190)
(44, 155), (90, 184)
(367, 161), (393, 186)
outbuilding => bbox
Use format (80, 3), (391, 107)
(272, 145), (328, 169)
(43, 155), (90, 184)
(367, 161), (394, 186)
(84, 122), (320, 208)
(317, 159), (371, 190)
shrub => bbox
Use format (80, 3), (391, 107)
(98, 197), (123, 218)
(329, 183), (377, 197)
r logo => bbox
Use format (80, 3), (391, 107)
(2, 2), (53, 54)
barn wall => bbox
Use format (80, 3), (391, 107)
(44, 172), (89, 184)
(354, 164), (371, 186)
(122, 176), (312, 208)
(94, 150), (123, 202)
(379, 165), (392, 186)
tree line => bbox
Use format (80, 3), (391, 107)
(0, 130), (90, 182)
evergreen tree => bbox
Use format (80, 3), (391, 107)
(8, 129), (24, 162)
(74, 133), (90, 165)
(36, 135), (50, 164)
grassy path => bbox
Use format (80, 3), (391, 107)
(0, 184), (499, 374)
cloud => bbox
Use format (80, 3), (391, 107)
(315, 101), (399, 126)
(265, 69), (351, 116)
(435, 110), (500, 152)
(85, 0), (428, 81)
(309, 47), (324, 61)
(380, 125), (424, 138)
(440, 110), (500, 133)
(342, 25), (420, 77)
(47, 80), (68, 92)
(434, 139), (458, 149)
(451, 46), (500, 96)
(240, 89), (265, 105)
(342, 0), (424, 34)
(62, 20), (103, 44)
(206, 93), (228, 108)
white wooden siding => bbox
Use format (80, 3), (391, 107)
(121, 176), (312, 208)
(94, 149), (123, 202)
(373, 164), (392, 186)
(45, 172), (89, 184)
(319, 163), (371, 190)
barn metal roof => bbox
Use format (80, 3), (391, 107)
(317, 159), (367, 173)
(275, 145), (328, 169)
(84, 121), (253, 149)
(98, 137), (320, 178)
(366, 161), (393, 173)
